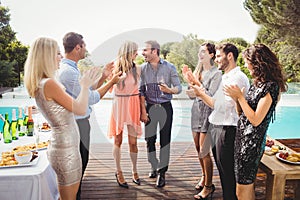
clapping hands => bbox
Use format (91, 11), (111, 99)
(190, 84), (206, 98)
(102, 61), (114, 79)
(80, 67), (102, 89)
(181, 65), (201, 86)
(110, 71), (123, 84)
(223, 85), (245, 102)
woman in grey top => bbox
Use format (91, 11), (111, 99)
(183, 42), (222, 199)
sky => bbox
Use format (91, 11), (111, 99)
(2, 0), (260, 59)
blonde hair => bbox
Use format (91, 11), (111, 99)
(24, 37), (59, 97)
(115, 41), (139, 89)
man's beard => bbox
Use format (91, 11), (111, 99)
(218, 58), (229, 71)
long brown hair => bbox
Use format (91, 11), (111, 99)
(114, 41), (139, 89)
(243, 44), (287, 92)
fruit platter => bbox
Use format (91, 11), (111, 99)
(276, 152), (300, 165)
(264, 139), (286, 156)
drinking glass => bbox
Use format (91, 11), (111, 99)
(34, 130), (40, 151)
(157, 75), (165, 96)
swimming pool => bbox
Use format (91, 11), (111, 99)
(1, 98), (299, 142)
(267, 106), (300, 139)
(91, 99), (300, 142)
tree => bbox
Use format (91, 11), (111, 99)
(244, 0), (300, 47)
(164, 35), (252, 82)
(0, 60), (17, 87)
(135, 55), (144, 65)
(0, 5), (28, 87)
(244, 0), (300, 81)
(6, 41), (29, 85)
(164, 34), (204, 82)
(161, 42), (176, 59)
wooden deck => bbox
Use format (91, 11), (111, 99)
(81, 141), (299, 200)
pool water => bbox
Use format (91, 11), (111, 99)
(1, 101), (299, 141)
(0, 106), (19, 129)
(267, 106), (300, 139)
(92, 100), (300, 142)
(172, 103), (300, 140)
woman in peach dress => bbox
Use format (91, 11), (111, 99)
(108, 41), (142, 188)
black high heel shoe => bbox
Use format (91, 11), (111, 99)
(115, 171), (129, 189)
(195, 175), (205, 190)
(132, 172), (141, 185)
(195, 181), (204, 191)
(194, 184), (215, 200)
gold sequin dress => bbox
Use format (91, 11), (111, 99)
(35, 78), (82, 186)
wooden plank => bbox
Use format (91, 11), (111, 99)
(277, 139), (300, 152)
(81, 141), (297, 199)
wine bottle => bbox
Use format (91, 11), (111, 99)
(17, 107), (25, 136)
(0, 114), (5, 141)
(11, 109), (18, 140)
(27, 106), (34, 136)
(23, 106), (28, 135)
(3, 113), (12, 143)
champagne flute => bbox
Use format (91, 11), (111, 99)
(33, 115), (40, 151)
(34, 129), (40, 152)
(157, 74), (165, 96)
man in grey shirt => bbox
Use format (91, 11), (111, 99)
(139, 40), (182, 188)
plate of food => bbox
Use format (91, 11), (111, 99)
(276, 152), (300, 165)
(265, 145), (284, 156)
(0, 151), (39, 168)
(12, 141), (49, 152)
(39, 122), (51, 132)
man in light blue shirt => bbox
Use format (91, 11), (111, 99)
(59, 32), (120, 199)
(139, 40), (182, 188)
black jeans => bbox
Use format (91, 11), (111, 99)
(210, 124), (237, 200)
(76, 117), (91, 200)
(145, 102), (173, 174)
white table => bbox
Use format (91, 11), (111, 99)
(0, 132), (59, 200)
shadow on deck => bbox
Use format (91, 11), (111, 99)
(81, 141), (298, 200)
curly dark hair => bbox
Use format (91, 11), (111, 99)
(243, 44), (287, 92)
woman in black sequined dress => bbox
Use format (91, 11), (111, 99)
(224, 44), (287, 200)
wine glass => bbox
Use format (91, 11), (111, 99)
(33, 115), (40, 151)
(157, 74), (165, 96)
(34, 129), (40, 152)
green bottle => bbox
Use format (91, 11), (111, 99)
(17, 107), (25, 136)
(0, 114), (5, 141)
(27, 106), (34, 136)
(23, 106), (28, 135)
(3, 113), (12, 143)
(11, 109), (18, 140)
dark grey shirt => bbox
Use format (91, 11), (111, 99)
(139, 59), (182, 104)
